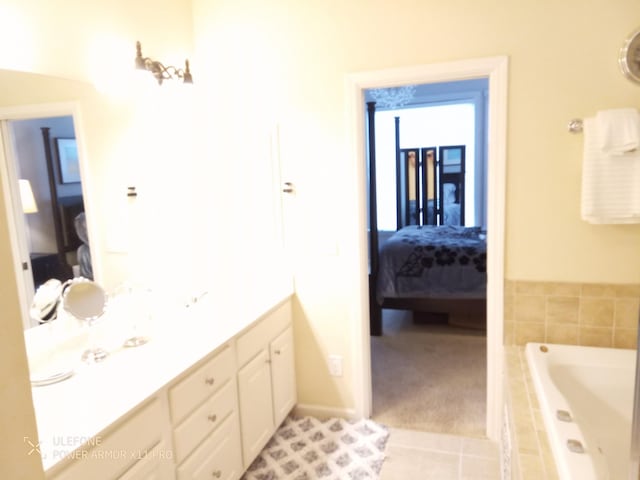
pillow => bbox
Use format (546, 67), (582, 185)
(443, 183), (457, 204)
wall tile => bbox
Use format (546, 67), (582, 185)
(546, 297), (579, 324)
(515, 322), (545, 345)
(613, 328), (638, 349)
(614, 284), (640, 297)
(544, 282), (581, 296)
(580, 298), (614, 327)
(546, 324), (579, 345)
(514, 295), (545, 323)
(504, 279), (639, 347)
(580, 326), (613, 347)
(581, 283), (617, 297)
(515, 281), (546, 295)
(615, 298), (640, 329)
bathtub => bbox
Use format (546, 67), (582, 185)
(525, 342), (636, 480)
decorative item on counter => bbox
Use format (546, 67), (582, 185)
(30, 278), (63, 324)
(62, 277), (109, 363)
(112, 281), (152, 348)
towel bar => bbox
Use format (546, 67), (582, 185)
(568, 118), (583, 133)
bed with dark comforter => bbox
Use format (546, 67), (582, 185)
(376, 225), (487, 303)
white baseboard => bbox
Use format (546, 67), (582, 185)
(293, 403), (358, 420)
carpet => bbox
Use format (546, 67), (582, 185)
(371, 309), (486, 437)
(242, 416), (390, 480)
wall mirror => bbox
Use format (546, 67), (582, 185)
(0, 69), (98, 330)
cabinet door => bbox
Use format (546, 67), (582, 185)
(270, 326), (296, 427)
(237, 349), (274, 466)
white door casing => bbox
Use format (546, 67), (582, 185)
(344, 56), (508, 440)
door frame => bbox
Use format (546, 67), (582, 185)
(345, 56), (508, 440)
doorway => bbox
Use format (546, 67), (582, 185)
(346, 56), (508, 440)
(366, 80), (489, 436)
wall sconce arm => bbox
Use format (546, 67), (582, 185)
(135, 41), (193, 85)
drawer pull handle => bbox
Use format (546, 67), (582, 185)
(208, 414), (217, 422)
(205, 377), (215, 386)
(212, 470), (222, 478)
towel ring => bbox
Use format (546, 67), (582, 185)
(568, 119), (583, 133)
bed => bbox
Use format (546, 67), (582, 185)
(365, 101), (486, 334)
(376, 225), (487, 304)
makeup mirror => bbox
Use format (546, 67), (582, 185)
(61, 277), (109, 363)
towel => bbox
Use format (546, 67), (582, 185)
(581, 117), (640, 224)
(595, 108), (640, 155)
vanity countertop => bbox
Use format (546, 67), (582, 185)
(28, 291), (292, 472)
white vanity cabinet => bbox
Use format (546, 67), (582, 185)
(48, 397), (173, 480)
(168, 344), (243, 480)
(236, 301), (296, 467)
(40, 297), (295, 480)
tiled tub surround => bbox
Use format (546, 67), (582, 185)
(504, 346), (559, 479)
(504, 280), (640, 347)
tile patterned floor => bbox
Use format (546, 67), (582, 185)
(379, 428), (500, 480)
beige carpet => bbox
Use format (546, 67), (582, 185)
(371, 309), (487, 437)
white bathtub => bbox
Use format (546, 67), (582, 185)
(525, 342), (636, 480)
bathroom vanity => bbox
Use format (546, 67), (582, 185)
(29, 296), (295, 480)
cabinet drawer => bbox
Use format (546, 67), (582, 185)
(169, 345), (234, 424)
(173, 379), (236, 463)
(176, 413), (242, 480)
(51, 398), (164, 480)
(118, 440), (173, 480)
(237, 300), (291, 366)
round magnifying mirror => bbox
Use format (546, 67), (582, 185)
(62, 278), (109, 363)
(63, 280), (107, 322)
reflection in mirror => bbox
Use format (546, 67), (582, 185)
(11, 117), (90, 284)
(0, 69), (97, 330)
(29, 278), (63, 324)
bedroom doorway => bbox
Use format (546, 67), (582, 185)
(366, 81), (489, 436)
(346, 57), (507, 440)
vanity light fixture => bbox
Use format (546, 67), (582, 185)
(134, 41), (193, 85)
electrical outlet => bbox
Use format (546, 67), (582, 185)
(328, 354), (343, 377)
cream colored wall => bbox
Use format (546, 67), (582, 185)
(0, 179), (43, 480)
(193, 0), (640, 412)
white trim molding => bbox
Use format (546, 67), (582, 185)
(293, 403), (358, 421)
(344, 55), (508, 441)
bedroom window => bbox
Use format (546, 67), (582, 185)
(366, 78), (488, 232)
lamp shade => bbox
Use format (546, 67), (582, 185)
(19, 179), (38, 214)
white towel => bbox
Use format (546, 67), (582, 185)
(595, 108), (640, 155)
(581, 117), (640, 224)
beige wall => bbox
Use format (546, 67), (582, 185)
(0, 171), (43, 479)
(193, 0), (640, 412)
